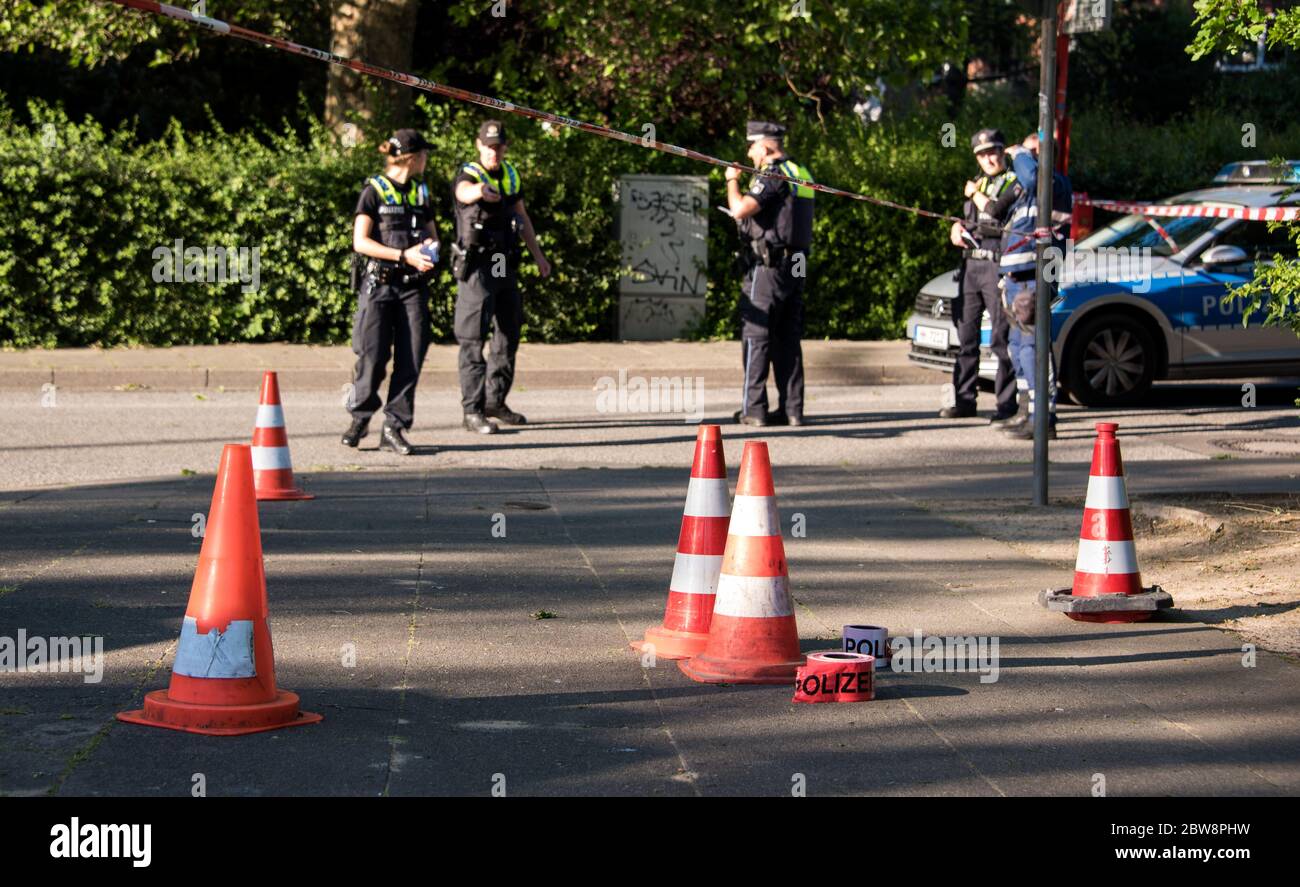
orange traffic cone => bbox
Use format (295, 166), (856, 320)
(679, 441), (802, 684)
(251, 371), (313, 501)
(1040, 422), (1172, 622)
(631, 425), (730, 659)
(117, 444), (322, 735)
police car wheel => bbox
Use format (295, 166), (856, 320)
(1065, 314), (1157, 407)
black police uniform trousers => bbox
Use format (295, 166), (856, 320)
(454, 259), (522, 414)
(952, 258), (1016, 414)
(740, 256), (806, 419)
(348, 276), (432, 431)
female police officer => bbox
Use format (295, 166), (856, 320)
(342, 129), (442, 456)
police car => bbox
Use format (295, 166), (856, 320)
(906, 161), (1300, 406)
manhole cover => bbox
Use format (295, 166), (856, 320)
(1212, 438), (1300, 457)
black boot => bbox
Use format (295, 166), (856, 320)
(995, 397), (1030, 430)
(379, 424), (414, 455)
(484, 404), (527, 425)
(463, 412), (499, 435)
(341, 417), (369, 447)
(732, 409), (770, 427)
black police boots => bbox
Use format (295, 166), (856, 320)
(765, 410), (806, 427)
(341, 417), (369, 447)
(379, 425), (414, 455)
(463, 412), (498, 435)
(990, 399), (1028, 428)
(732, 409), (770, 427)
(484, 404), (527, 425)
(938, 402), (977, 419)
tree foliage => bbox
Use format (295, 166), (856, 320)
(1187, 0), (1300, 338)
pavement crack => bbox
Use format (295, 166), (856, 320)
(381, 469), (429, 798)
(50, 638), (177, 796)
(534, 469), (702, 797)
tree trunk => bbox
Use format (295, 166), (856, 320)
(324, 0), (420, 141)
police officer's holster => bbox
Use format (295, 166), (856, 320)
(740, 250), (806, 419)
(349, 271), (432, 431)
(952, 257), (1015, 414)
(454, 247), (522, 414)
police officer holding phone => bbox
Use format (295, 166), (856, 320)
(342, 128), (441, 456)
(450, 120), (552, 435)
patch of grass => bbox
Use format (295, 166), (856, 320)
(1213, 453), (1236, 460)
(0, 707), (29, 716)
(194, 393), (207, 401)
(0, 584), (18, 598)
(180, 468), (197, 477)
(531, 610), (558, 620)
(112, 382), (149, 391)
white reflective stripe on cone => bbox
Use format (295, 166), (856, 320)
(727, 494), (780, 537)
(669, 552), (724, 596)
(255, 404), (285, 428)
(683, 476), (729, 518)
(1084, 475), (1129, 510)
(1074, 538), (1139, 574)
(251, 446), (293, 471)
(712, 573), (793, 618)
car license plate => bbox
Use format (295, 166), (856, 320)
(914, 325), (949, 349)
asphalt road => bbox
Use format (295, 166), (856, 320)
(1, 380), (1297, 796)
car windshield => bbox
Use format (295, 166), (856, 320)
(1077, 201), (1225, 257)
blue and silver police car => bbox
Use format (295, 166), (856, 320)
(906, 161), (1300, 406)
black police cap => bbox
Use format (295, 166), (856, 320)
(478, 120), (508, 146)
(971, 128), (1006, 154)
(387, 128), (431, 156)
(746, 121), (787, 142)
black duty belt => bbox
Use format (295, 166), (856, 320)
(962, 248), (999, 262)
(365, 259), (428, 288)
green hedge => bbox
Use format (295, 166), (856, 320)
(3, 93), (1299, 348)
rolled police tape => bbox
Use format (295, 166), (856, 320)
(1075, 197), (1300, 223)
(842, 624), (890, 670)
(100, 0), (966, 225)
(792, 651), (875, 704)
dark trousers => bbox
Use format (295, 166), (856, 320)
(952, 259), (1016, 414)
(740, 260), (806, 419)
(455, 265), (522, 413)
(348, 281), (431, 430)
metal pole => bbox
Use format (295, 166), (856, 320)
(1033, 0), (1057, 507)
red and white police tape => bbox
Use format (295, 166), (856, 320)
(99, 0), (964, 224)
(1076, 197), (1300, 223)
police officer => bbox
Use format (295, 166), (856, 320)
(342, 128), (441, 456)
(727, 121), (815, 427)
(450, 120), (551, 434)
(941, 128), (1019, 423)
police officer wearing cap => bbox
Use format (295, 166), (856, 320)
(726, 121), (815, 427)
(942, 128), (1019, 423)
(449, 119), (552, 435)
(342, 128), (442, 456)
